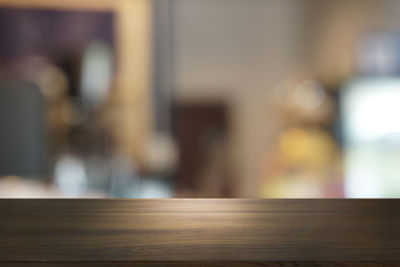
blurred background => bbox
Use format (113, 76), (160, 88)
(1, 0), (400, 198)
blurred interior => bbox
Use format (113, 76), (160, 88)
(1, 0), (400, 198)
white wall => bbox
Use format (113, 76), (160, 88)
(169, 0), (305, 196)
(171, 0), (304, 101)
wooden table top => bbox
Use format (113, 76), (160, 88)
(1, 199), (399, 265)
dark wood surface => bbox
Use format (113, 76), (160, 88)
(1, 262), (400, 266)
(0, 199), (400, 264)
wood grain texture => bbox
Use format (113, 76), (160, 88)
(0, 199), (400, 262)
(1, 262), (400, 267)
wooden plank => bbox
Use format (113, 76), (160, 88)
(0, 200), (399, 262)
(1, 262), (400, 266)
